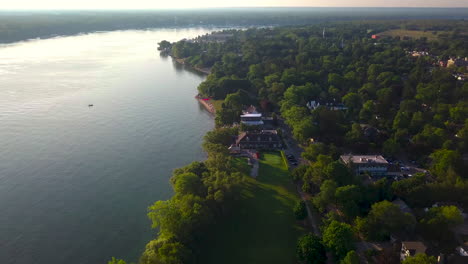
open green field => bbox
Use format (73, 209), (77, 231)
(198, 152), (305, 264)
(377, 29), (446, 40)
(210, 99), (224, 112)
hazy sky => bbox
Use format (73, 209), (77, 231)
(1, 0), (468, 9)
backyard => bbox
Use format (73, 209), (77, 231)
(198, 151), (305, 264)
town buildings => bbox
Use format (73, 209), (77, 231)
(234, 130), (282, 150)
(340, 155), (390, 177)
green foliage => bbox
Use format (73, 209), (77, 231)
(335, 185), (361, 219)
(322, 221), (355, 260)
(107, 257), (127, 264)
(302, 143), (328, 162)
(313, 180), (337, 212)
(140, 238), (192, 264)
(340, 251), (359, 264)
(172, 173), (206, 197)
(294, 201), (308, 220)
(420, 205), (463, 241)
(355, 200), (415, 241)
(204, 127), (238, 146)
(137, 21), (468, 263)
(429, 149), (463, 179)
(402, 253), (437, 264)
(296, 234), (326, 264)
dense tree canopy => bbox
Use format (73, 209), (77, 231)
(296, 234), (327, 264)
(322, 221), (355, 260)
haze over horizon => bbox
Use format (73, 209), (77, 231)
(2, 0), (468, 10)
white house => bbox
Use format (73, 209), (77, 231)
(340, 155), (389, 177)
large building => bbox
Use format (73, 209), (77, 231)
(240, 113), (264, 126)
(235, 130), (282, 150)
(340, 155), (389, 177)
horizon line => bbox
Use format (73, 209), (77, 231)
(2, 7), (468, 11)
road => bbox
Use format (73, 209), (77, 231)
(278, 118), (321, 236)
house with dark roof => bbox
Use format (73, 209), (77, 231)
(234, 130), (282, 150)
(401, 241), (427, 261)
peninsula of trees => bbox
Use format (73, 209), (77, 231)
(113, 20), (467, 264)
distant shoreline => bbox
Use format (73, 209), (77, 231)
(173, 57), (212, 75)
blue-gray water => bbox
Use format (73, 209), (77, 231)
(0, 29), (215, 264)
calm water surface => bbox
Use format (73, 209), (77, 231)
(0, 28), (216, 264)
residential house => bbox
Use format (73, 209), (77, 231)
(340, 155), (389, 177)
(456, 243), (468, 257)
(234, 130), (282, 150)
(306, 100), (348, 111)
(401, 241), (427, 261)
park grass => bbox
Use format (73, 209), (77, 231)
(377, 29), (445, 41)
(210, 99), (224, 112)
(232, 156), (251, 175)
(198, 151), (305, 264)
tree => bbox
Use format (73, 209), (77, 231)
(429, 149), (463, 179)
(322, 221), (355, 260)
(340, 250), (359, 264)
(335, 185), (361, 219)
(302, 143), (328, 162)
(325, 161), (353, 186)
(172, 173), (205, 197)
(356, 200), (415, 241)
(108, 257), (127, 264)
(158, 40), (172, 51)
(342, 92), (362, 117)
(140, 238), (192, 264)
(313, 180), (337, 212)
(402, 253), (437, 264)
(294, 201), (308, 220)
(383, 138), (400, 157)
(296, 234), (327, 264)
(420, 205), (463, 241)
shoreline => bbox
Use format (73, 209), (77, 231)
(195, 95), (216, 114)
(173, 57), (212, 75)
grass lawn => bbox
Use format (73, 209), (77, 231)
(232, 156), (251, 175)
(198, 152), (305, 264)
(377, 29), (446, 40)
(210, 99), (224, 112)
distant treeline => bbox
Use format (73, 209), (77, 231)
(1, 8), (468, 43)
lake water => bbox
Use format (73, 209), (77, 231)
(0, 28), (216, 264)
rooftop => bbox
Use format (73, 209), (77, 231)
(241, 113), (262, 118)
(402, 241), (427, 255)
(340, 155), (389, 165)
(235, 130), (279, 145)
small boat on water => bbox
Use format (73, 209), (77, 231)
(88, 104), (94, 107)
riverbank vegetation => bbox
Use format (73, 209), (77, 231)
(151, 20), (468, 263)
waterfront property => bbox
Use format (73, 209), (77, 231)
(340, 155), (389, 177)
(234, 130), (282, 150)
(241, 113), (264, 126)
